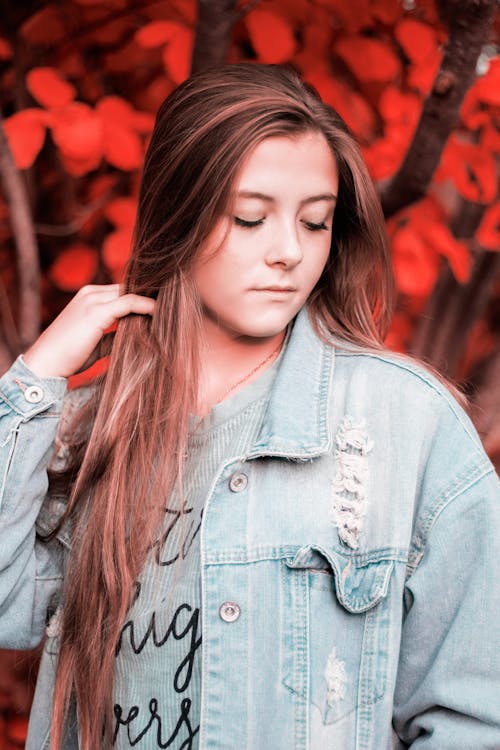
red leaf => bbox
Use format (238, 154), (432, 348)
(362, 137), (406, 180)
(246, 10), (296, 64)
(96, 95), (154, 137)
(407, 47), (442, 95)
(49, 244), (99, 291)
(51, 102), (104, 165)
(371, 0), (402, 26)
(461, 86), (490, 130)
(379, 86), (421, 127)
(0, 37), (13, 60)
(391, 224), (439, 297)
(60, 153), (103, 177)
(135, 20), (182, 48)
(306, 71), (376, 141)
(96, 96), (135, 127)
(103, 227), (133, 281)
(481, 123), (500, 154)
(270, 0), (310, 25)
(130, 110), (155, 134)
(335, 35), (401, 83)
(20, 6), (66, 44)
(394, 19), (437, 64)
(104, 37), (149, 75)
(104, 197), (137, 229)
(294, 17), (332, 73)
(475, 57), (500, 107)
(161, 26), (194, 84)
(103, 122), (143, 171)
(419, 221), (472, 282)
(476, 202), (500, 251)
(437, 137), (497, 204)
(26, 67), (76, 109)
(3, 109), (49, 169)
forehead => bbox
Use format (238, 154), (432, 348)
(234, 132), (338, 193)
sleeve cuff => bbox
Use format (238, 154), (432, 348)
(0, 354), (68, 418)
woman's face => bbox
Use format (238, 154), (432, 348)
(192, 131), (339, 342)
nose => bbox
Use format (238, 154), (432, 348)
(265, 217), (303, 268)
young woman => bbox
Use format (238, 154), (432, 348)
(0, 63), (498, 750)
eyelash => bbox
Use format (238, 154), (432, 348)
(234, 217), (329, 232)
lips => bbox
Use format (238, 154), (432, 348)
(256, 287), (296, 292)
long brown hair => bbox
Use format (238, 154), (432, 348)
(46, 63), (455, 748)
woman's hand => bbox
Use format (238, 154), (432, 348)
(23, 284), (156, 378)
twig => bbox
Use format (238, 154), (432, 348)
(235, 0), (262, 21)
(35, 189), (116, 237)
(0, 115), (41, 348)
(0, 274), (20, 355)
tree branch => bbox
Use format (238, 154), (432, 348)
(0, 115), (41, 349)
(380, 0), (496, 218)
(191, 0), (239, 73)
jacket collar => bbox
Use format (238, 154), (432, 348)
(247, 304), (335, 460)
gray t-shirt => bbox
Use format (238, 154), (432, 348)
(112, 327), (291, 749)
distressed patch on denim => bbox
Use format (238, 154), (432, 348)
(331, 415), (373, 549)
(324, 647), (347, 705)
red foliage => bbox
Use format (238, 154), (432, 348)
(245, 9), (296, 64)
(335, 35), (401, 82)
(49, 244), (99, 291)
(3, 109), (49, 169)
(477, 202), (500, 251)
(50, 102), (104, 175)
(394, 18), (437, 64)
(26, 67), (76, 109)
(436, 136), (497, 204)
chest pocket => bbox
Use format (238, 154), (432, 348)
(281, 544), (394, 725)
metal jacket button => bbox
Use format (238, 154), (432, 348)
(219, 601), (241, 622)
(229, 472), (248, 492)
(24, 385), (44, 403)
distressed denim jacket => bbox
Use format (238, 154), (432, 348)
(0, 304), (499, 750)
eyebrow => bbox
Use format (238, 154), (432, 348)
(235, 190), (338, 206)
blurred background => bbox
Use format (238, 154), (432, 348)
(0, 0), (499, 746)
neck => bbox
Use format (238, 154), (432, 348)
(194, 319), (288, 416)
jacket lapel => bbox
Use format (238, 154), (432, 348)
(247, 304), (335, 460)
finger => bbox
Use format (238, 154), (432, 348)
(73, 331), (116, 374)
(103, 294), (156, 320)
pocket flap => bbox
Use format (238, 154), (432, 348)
(285, 544), (394, 613)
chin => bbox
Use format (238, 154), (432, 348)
(234, 319), (292, 339)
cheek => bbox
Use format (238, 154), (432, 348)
(195, 254), (245, 306)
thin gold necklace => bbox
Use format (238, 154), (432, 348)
(214, 332), (285, 406)
(189, 330), (286, 437)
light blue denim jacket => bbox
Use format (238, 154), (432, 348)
(0, 303), (499, 750)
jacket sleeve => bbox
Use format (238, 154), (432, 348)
(392, 464), (500, 749)
(0, 354), (68, 649)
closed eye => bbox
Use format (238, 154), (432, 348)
(234, 216), (264, 228)
(303, 221), (329, 232)
(235, 217), (329, 231)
